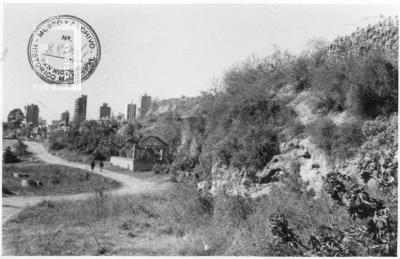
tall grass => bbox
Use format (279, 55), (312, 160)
(6, 183), (349, 256)
(2, 162), (120, 196)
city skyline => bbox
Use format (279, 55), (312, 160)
(3, 4), (398, 122)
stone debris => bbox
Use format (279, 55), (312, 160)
(21, 179), (43, 188)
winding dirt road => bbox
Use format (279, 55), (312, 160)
(2, 141), (170, 224)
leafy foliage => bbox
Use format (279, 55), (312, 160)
(306, 118), (364, 159)
(48, 120), (142, 159)
(7, 108), (25, 130)
(14, 139), (29, 157)
(269, 213), (304, 249)
(2, 147), (20, 163)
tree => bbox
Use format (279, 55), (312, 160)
(7, 108), (25, 130)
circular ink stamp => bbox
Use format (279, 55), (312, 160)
(28, 15), (101, 85)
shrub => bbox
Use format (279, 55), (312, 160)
(307, 118), (364, 158)
(331, 121), (365, 159)
(152, 163), (169, 175)
(2, 147), (20, 163)
(312, 52), (397, 118)
(323, 168), (397, 256)
(15, 139), (29, 157)
(213, 193), (253, 228)
(306, 117), (337, 152)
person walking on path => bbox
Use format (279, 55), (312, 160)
(99, 160), (104, 172)
(90, 160), (95, 172)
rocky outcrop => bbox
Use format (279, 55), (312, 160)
(205, 135), (333, 198)
(207, 161), (287, 198)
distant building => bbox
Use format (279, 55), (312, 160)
(73, 95), (87, 125)
(52, 120), (62, 127)
(61, 110), (70, 126)
(25, 104), (39, 126)
(140, 94), (151, 118)
(40, 119), (46, 127)
(99, 103), (111, 119)
(127, 103), (136, 122)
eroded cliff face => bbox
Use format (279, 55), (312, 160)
(202, 88), (360, 198)
(203, 133), (362, 198)
(203, 135), (327, 198)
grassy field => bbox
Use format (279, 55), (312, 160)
(2, 162), (121, 196)
(2, 183), (344, 256)
(48, 149), (91, 164)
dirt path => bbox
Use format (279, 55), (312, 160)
(2, 141), (170, 224)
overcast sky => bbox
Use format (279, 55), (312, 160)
(2, 3), (398, 122)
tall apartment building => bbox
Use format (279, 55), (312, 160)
(61, 110), (70, 126)
(126, 103), (136, 122)
(25, 104), (39, 126)
(140, 94), (151, 118)
(100, 103), (111, 119)
(73, 95), (87, 125)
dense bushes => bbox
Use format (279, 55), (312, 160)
(270, 114), (398, 256)
(306, 117), (364, 159)
(2, 147), (20, 163)
(172, 51), (300, 177)
(14, 139), (29, 157)
(48, 121), (142, 159)
(171, 17), (397, 177)
(2, 139), (29, 163)
(312, 51), (398, 118)
(152, 163), (169, 175)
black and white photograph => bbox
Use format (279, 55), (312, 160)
(1, 0), (398, 256)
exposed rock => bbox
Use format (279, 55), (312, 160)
(208, 136), (334, 197)
(21, 179), (43, 188)
(21, 180), (28, 187)
(298, 137), (331, 193)
(257, 168), (282, 184)
(13, 173), (29, 178)
(209, 165), (249, 197)
(279, 137), (303, 153)
(258, 136), (332, 195)
(249, 182), (284, 199)
(302, 151), (311, 159)
(240, 172), (252, 187)
(197, 180), (211, 195)
(256, 150), (299, 184)
(311, 163), (320, 169)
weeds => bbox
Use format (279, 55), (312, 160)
(2, 163), (120, 196)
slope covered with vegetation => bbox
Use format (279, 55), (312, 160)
(42, 17), (398, 256)
(142, 16), (399, 256)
